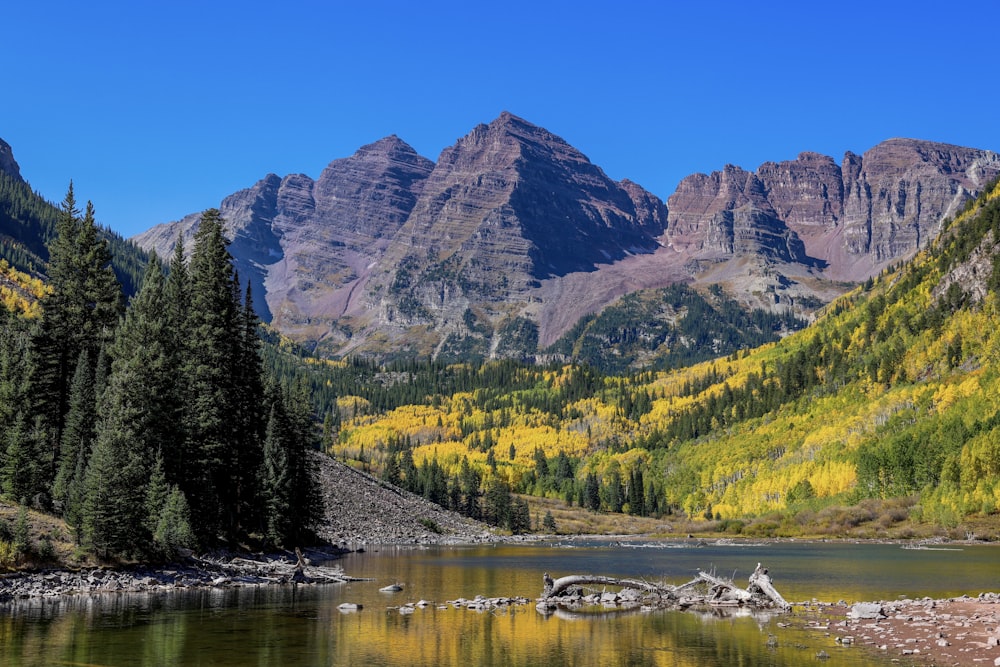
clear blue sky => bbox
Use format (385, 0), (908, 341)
(4, 0), (999, 238)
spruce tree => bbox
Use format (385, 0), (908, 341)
(483, 478), (511, 527)
(82, 386), (148, 558)
(52, 351), (95, 523)
(230, 281), (265, 534)
(381, 452), (402, 486)
(30, 186), (122, 504)
(259, 380), (320, 547)
(161, 237), (190, 482)
(181, 209), (243, 540)
(399, 449), (419, 493)
(146, 451), (195, 557)
(458, 456), (481, 519)
(281, 379), (321, 544)
(144, 451), (169, 535)
(153, 486), (196, 556)
(83, 256), (178, 557)
(2, 414), (45, 504)
(261, 403), (292, 546)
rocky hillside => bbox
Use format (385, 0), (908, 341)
(132, 114), (1000, 362)
(311, 452), (495, 546)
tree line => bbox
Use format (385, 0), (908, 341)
(0, 187), (319, 560)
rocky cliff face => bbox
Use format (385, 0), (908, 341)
(0, 139), (23, 182)
(135, 136), (434, 333)
(360, 112), (668, 358)
(667, 139), (1000, 280)
(132, 116), (1000, 361)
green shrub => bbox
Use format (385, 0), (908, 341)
(418, 518), (441, 534)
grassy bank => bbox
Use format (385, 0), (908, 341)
(521, 493), (1000, 542)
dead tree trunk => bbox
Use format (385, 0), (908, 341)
(543, 573), (675, 599)
(696, 569), (752, 605)
(539, 563), (790, 612)
(748, 563), (790, 610)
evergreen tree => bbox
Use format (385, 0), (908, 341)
(262, 403), (292, 546)
(0, 307), (34, 501)
(180, 209), (244, 540)
(281, 379), (322, 544)
(399, 449), (419, 493)
(508, 496), (531, 534)
(603, 469), (624, 513)
(381, 452), (402, 486)
(144, 450), (194, 557)
(483, 478), (511, 527)
(145, 451), (169, 537)
(229, 281), (266, 533)
(82, 390), (148, 558)
(0, 306), (32, 444)
(628, 469), (646, 516)
(2, 414), (45, 504)
(52, 351), (95, 523)
(30, 186), (122, 505)
(153, 486), (196, 557)
(259, 380), (321, 547)
(584, 472), (601, 512)
(83, 255), (183, 557)
(458, 456), (482, 519)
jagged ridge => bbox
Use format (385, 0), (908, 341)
(129, 115), (1000, 363)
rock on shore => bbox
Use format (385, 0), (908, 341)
(805, 592), (1000, 666)
(0, 548), (355, 602)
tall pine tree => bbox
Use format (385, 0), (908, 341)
(180, 209), (270, 542)
(29, 185), (122, 506)
(260, 379), (321, 547)
(83, 256), (176, 556)
(52, 351), (96, 529)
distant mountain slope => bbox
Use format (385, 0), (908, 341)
(547, 283), (808, 374)
(132, 114), (1000, 364)
(0, 138), (148, 295)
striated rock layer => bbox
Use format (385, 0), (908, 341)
(666, 138), (1000, 281)
(133, 114), (1000, 360)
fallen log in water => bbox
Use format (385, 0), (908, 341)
(191, 550), (370, 585)
(537, 562), (790, 614)
(543, 573), (676, 599)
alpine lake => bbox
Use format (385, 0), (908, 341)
(2, 540), (998, 666)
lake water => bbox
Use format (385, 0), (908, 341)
(2, 540), (997, 666)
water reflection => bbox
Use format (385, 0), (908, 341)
(3, 541), (996, 666)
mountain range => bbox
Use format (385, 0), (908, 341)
(50, 114), (1000, 361)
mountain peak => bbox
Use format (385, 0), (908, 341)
(361, 134), (415, 152)
(0, 138), (24, 182)
(489, 110), (532, 130)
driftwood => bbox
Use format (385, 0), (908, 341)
(543, 573), (675, 599)
(538, 562), (790, 614)
(192, 551), (370, 585)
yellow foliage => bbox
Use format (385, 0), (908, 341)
(0, 260), (47, 318)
